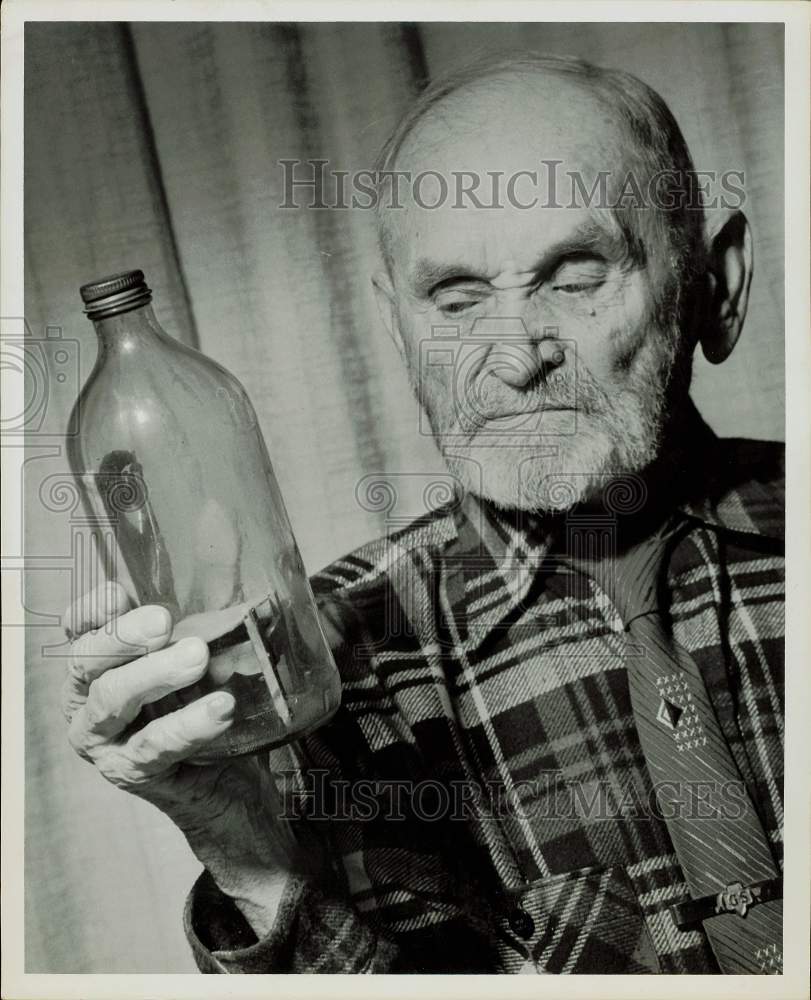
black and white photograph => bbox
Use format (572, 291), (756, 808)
(2, 1), (809, 993)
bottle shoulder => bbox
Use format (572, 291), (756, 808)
(69, 334), (262, 459)
(155, 334), (255, 403)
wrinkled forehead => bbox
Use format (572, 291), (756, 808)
(395, 201), (626, 290)
(381, 75), (639, 279)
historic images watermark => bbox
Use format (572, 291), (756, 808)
(3, 317), (182, 659)
(0, 317), (99, 656)
(277, 770), (752, 824)
(417, 320), (579, 443)
(278, 159), (747, 211)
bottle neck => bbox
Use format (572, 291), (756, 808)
(91, 302), (166, 354)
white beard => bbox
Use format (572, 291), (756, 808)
(414, 321), (687, 513)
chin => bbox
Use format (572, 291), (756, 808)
(443, 425), (657, 513)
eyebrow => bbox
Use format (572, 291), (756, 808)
(409, 220), (633, 297)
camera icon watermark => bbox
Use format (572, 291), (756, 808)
(418, 318), (577, 444)
(29, 470), (149, 657)
(1, 318), (82, 438)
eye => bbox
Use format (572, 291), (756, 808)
(553, 281), (601, 294)
(433, 290), (487, 315)
(550, 257), (608, 295)
(439, 300), (476, 315)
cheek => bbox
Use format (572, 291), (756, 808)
(397, 313), (457, 416)
(563, 279), (655, 382)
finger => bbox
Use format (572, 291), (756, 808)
(62, 671), (89, 726)
(64, 582), (131, 639)
(99, 692), (236, 786)
(68, 603), (173, 687)
(70, 636), (210, 747)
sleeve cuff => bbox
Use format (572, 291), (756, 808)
(184, 868), (399, 973)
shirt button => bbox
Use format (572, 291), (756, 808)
(508, 906), (535, 940)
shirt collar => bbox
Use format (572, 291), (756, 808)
(674, 423), (784, 541)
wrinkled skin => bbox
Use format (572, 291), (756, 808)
(63, 68), (751, 936)
(63, 582), (316, 934)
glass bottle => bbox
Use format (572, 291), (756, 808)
(67, 270), (341, 763)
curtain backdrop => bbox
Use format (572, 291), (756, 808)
(23, 21), (784, 972)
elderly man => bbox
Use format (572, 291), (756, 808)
(63, 55), (784, 974)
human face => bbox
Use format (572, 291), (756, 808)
(380, 78), (691, 512)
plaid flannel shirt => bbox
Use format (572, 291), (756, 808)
(185, 420), (784, 974)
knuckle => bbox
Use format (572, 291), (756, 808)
(128, 726), (164, 765)
(98, 582), (126, 623)
(66, 583), (129, 637)
(84, 673), (123, 729)
(61, 679), (83, 724)
(108, 581), (129, 610)
(60, 676), (72, 718)
(64, 594), (89, 637)
(128, 715), (197, 773)
(93, 668), (117, 702)
(68, 626), (105, 675)
(68, 650), (91, 687)
(97, 750), (146, 790)
(67, 718), (92, 761)
(172, 712), (198, 748)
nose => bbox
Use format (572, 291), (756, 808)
(475, 316), (566, 389)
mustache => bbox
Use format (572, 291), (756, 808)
(463, 368), (605, 427)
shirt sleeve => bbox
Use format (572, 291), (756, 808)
(183, 589), (405, 974)
(184, 866), (400, 973)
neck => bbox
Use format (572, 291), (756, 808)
(567, 399), (715, 548)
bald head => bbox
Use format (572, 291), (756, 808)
(374, 54), (705, 295)
(396, 64), (625, 173)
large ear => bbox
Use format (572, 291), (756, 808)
(372, 269), (406, 359)
(699, 210), (753, 364)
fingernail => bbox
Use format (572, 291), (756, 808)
(142, 606), (171, 639)
(207, 693), (235, 721)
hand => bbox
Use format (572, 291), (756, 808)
(62, 582), (319, 935)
